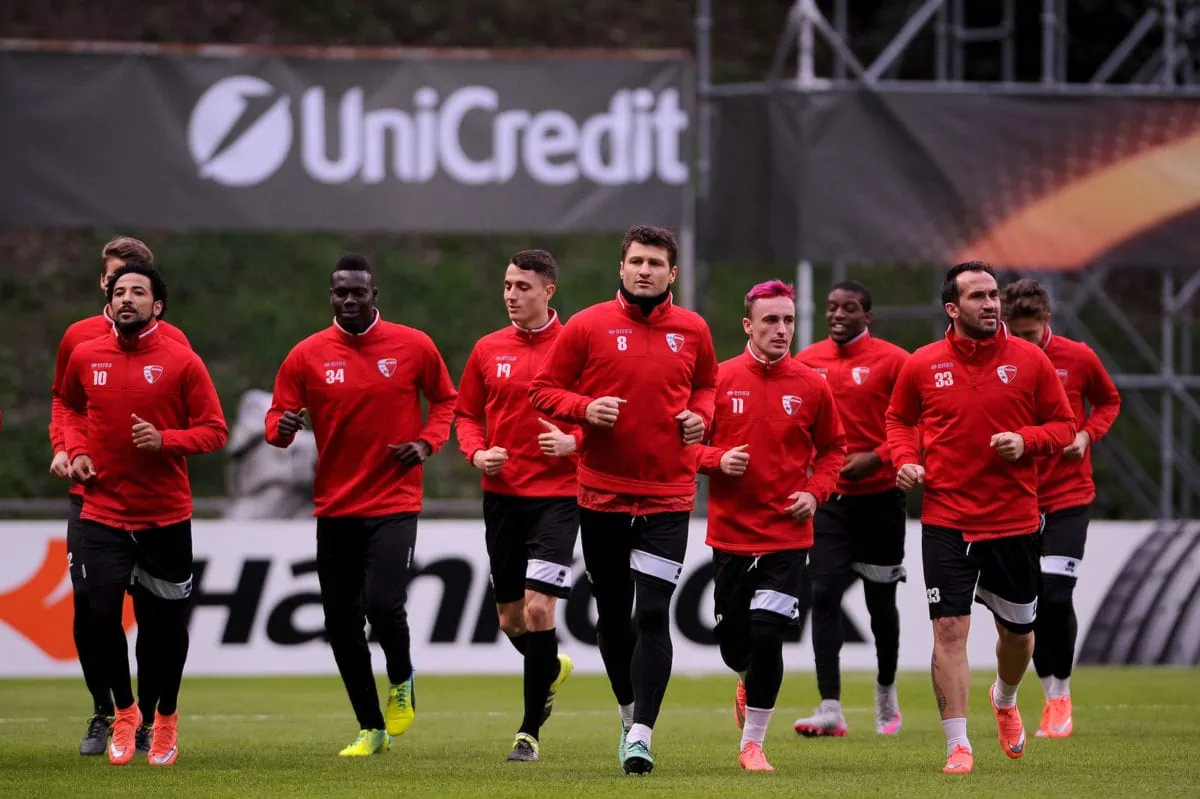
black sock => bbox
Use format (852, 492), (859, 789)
(132, 586), (159, 721)
(863, 581), (900, 687)
(1034, 596), (1077, 679)
(595, 590), (637, 707)
(91, 583), (135, 710)
(518, 629), (559, 740)
(507, 632), (529, 655)
(73, 589), (114, 716)
(372, 605), (413, 685)
(1058, 602), (1078, 678)
(745, 620), (785, 708)
(811, 577), (845, 701)
(630, 579), (674, 727)
(142, 595), (189, 717)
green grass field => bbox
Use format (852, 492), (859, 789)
(1, 668), (1196, 797)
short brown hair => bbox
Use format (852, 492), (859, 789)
(101, 236), (154, 270)
(510, 249), (558, 284)
(621, 225), (678, 266)
(1003, 278), (1052, 321)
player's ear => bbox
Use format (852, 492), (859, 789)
(669, 265), (678, 284)
(152, 300), (164, 318)
(742, 317), (752, 337)
(544, 281), (557, 301)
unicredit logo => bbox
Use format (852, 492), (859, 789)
(187, 75), (689, 188)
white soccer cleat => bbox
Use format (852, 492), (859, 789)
(793, 700), (848, 737)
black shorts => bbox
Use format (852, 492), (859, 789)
(1040, 504), (1090, 580)
(78, 519), (194, 600)
(483, 492), (579, 603)
(66, 495), (86, 592)
(811, 490), (907, 585)
(579, 509), (689, 592)
(712, 549), (807, 627)
(922, 525), (1039, 634)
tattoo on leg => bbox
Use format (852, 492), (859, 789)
(931, 650), (948, 714)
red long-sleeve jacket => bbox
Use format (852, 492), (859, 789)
(265, 314), (458, 518)
(51, 309), (191, 497)
(885, 325), (1075, 542)
(61, 323), (227, 530)
(796, 331), (909, 496)
(529, 292), (719, 513)
(454, 311), (580, 498)
(1036, 326), (1121, 513)
(696, 348), (846, 552)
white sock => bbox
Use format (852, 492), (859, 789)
(740, 706), (773, 749)
(820, 698), (843, 713)
(994, 676), (1019, 709)
(1053, 676), (1070, 698)
(942, 717), (970, 753)
(619, 703), (635, 728)
(876, 681), (897, 700)
(1041, 675), (1054, 700)
(626, 722), (652, 748)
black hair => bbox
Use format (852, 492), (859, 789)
(621, 225), (678, 266)
(332, 252), (373, 278)
(511, 249), (558, 284)
(941, 260), (996, 305)
(830, 279), (872, 312)
(105, 260), (168, 319)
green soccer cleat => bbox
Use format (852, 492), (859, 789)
(385, 672), (416, 737)
(617, 723), (632, 766)
(507, 732), (540, 762)
(338, 729), (391, 757)
(541, 654), (574, 725)
(622, 739), (655, 775)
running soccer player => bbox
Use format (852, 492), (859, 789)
(1003, 278), (1121, 739)
(454, 249), (580, 762)
(695, 280), (846, 772)
(530, 225), (719, 775)
(886, 261), (1074, 775)
(50, 236), (191, 756)
(794, 280), (910, 737)
(265, 253), (458, 757)
(61, 262), (228, 766)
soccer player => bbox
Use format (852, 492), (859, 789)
(794, 281), (910, 737)
(1002, 278), (1121, 739)
(453, 249), (580, 762)
(530, 225), (719, 775)
(61, 262), (228, 766)
(886, 261), (1075, 775)
(50, 236), (191, 756)
(694, 280), (846, 771)
(265, 253), (458, 757)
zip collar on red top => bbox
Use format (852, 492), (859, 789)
(113, 320), (161, 351)
(745, 342), (789, 375)
(945, 322), (1009, 364)
(334, 309), (382, 343)
(512, 309), (561, 339)
(615, 289), (674, 324)
(833, 328), (871, 357)
(102, 306), (117, 328)
(1040, 323), (1054, 350)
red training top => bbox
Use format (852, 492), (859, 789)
(51, 308), (191, 497)
(1036, 325), (1121, 513)
(61, 323), (227, 530)
(885, 325), (1075, 542)
(530, 291), (719, 513)
(796, 330), (909, 496)
(265, 313), (458, 518)
(696, 347), (846, 552)
(454, 311), (581, 498)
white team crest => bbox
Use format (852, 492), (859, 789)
(1056, 368), (1069, 383)
(377, 358), (398, 378)
(665, 333), (685, 353)
(851, 366), (871, 385)
(781, 394), (802, 415)
(143, 365), (164, 384)
(997, 364), (1018, 384)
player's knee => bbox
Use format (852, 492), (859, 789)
(523, 594), (556, 631)
(1039, 572), (1077, 605)
(811, 577), (843, 611)
(633, 584), (672, 634)
(996, 619), (1035, 643)
(749, 619), (785, 654)
(932, 615), (970, 648)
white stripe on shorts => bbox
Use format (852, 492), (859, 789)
(630, 549), (683, 585)
(133, 566), (193, 600)
(1041, 555), (1081, 578)
(851, 562), (907, 584)
(975, 586), (1037, 626)
(526, 558), (574, 590)
(750, 589), (800, 620)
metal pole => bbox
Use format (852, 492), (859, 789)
(1002, 0), (1015, 83)
(1041, 0), (1057, 83)
(834, 0), (849, 80)
(1181, 274), (1195, 517)
(693, 0), (713, 316)
(1162, 270), (1176, 519)
(796, 260), (814, 352)
(935, 2), (949, 82)
(1165, 0), (1179, 88)
(798, 0), (815, 86)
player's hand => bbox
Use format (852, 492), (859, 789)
(786, 491), (818, 519)
(390, 440), (432, 467)
(131, 414), (163, 451)
(585, 396), (626, 428)
(840, 451), (882, 481)
(472, 446), (509, 475)
(70, 455), (96, 483)
(896, 463), (925, 490)
(277, 408), (307, 437)
(719, 444), (750, 476)
(538, 419), (576, 457)
(990, 431), (1026, 462)
(675, 409), (706, 445)
(50, 450), (72, 479)
(1063, 430), (1091, 460)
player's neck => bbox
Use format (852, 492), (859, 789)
(513, 308), (553, 333)
(746, 341), (787, 366)
(619, 284), (670, 317)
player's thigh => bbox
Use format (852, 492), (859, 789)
(523, 497), (579, 600)
(1040, 504), (1090, 582)
(748, 549), (807, 626)
(711, 549), (754, 638)
(579, 508), (635, 598)
(78, 519), (138, 596)
(483, 492), (528, 605)
(630, 511), (690, 592)
(130, 521), (195, 601)
(848, 490), (909, 585)
(363, 513), (419, 607)
(65, 495), (87, 593)
(975, 533), (1040, 634)
(315, 516), (369, 608)
(811, 498), (856, 588)
(921, 525), (977, 620)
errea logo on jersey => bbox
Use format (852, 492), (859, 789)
(187, 75), (688, 189)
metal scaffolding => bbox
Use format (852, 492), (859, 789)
(695, 0), (1200, 519)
